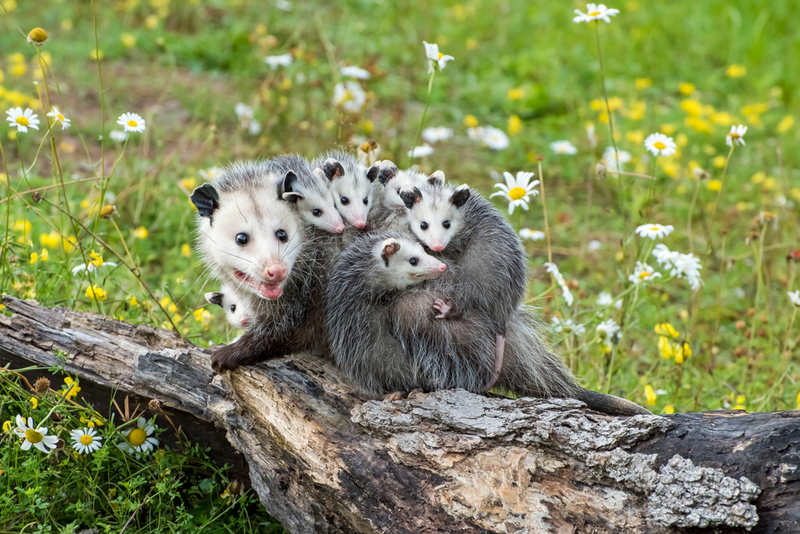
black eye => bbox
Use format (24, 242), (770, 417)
(276, 229), (288, 242)
(420, 222), (428, 230)
(340, 196), (350, 205)
(409, 257), (418, 266)
(363, 197), (368, 206)
(312, 208), (322, 217)
(230, 304), (236, 312)
(235, 233), (249, 246)
(443, 220), (451, 229)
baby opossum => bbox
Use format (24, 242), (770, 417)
(191, 161), (319, 372)
(205, 283), (254, 328)
(312, 150), (381, 230)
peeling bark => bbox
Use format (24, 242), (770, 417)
(1, 296), (798, 533)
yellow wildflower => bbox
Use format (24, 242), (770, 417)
(40, 249), (48, 261)
(193, 308), (206, 322)
(89, 250), (104, 267)
(159, 296), (172, 309)
(181, 177), (197, 190)
(13, 220), (31, 234)
(763, 177), (775, 190)
(129, 296), (138, 307)
(635, 78), (651, 90)
(678, 82), (695, 95)
(121, 33), (137, 48)
(507, 88), (524, 101)
(706, 179), (722, 191)
(680, 99), (702, 116)
(627, 101), (646, 121)
(654, 323), (680, 338)
(466, 38), (477, 50)
(751, 171), (765, 184)
(30, 252), (39, 265)
(626, 130), (644, 144)
(777, 115), (794, 133)
(675, 133), (688, 147)
(11, 63), (27, 77)
(85, 284), (107, 301)
(169, 302), (178, 314)
(62, 377), (81, 400)
(685, 116), (712, 133)
(644, 385), (656, 406)
(712, 155), (727, 168)
(463, 115), (478, 128)
(658, 336), (673, 359)
(742, 103), (769, 116)
(507, 114), (521, 136)
(2, 420), (11, 433)
(796, 391), (800, 410)
(89, 49), (104, 61)
(664, 405), (675, 414)
(181, 244), (192, 257)
(727, 64), (746, 78)
(40, 232), (60, 248)
(133, 227), (148, 239)
(659, 124), (676, 135)
(710, 111), (733, 125)
(29, 397), (38, 409)
(675, 343), (691, 364)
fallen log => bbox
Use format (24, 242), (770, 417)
(1, 296), (798, 534)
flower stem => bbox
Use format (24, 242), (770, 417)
(686, 177), (702, 255)
(711, 145), (735, 216)
(707, 234), (727, 373)
(407, 70), (436, 168)
(537, 159), (553, 263)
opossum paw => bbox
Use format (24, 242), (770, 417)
(433, 299), (453, 319)
(383, 391), (407, 402)
(210, 343), (247, 373)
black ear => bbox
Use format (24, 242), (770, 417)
(278, 170), (303, 203)
(204, 292), (224, 307)
(427, 170), (445, 186)
(450, 184), (470, 208)
(191, 184), (220, 219)
(400, 186), (422, 209)
(322, 158), (345, 180)
(378, 160), (398, 185)
(366, 162), (380, 183)
(381, 239), (401, 267)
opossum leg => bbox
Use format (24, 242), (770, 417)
(433, 299), (457, 319)
(210, 330), (290, 373)
(382, 391), (407, 402)
(484, 333), (505, 392)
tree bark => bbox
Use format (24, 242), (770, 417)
(1, 296), (798, 534)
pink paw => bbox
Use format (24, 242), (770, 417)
(433, 299), (453, 319)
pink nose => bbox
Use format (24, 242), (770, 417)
(334, 223), (346, 233)
(240, 317), (250, 327)
(431, 244), (444, 252)
(353, 219), (366, 229)
(265, 264), (287, 282)
(438, 263), (447, 271)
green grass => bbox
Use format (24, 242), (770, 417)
(0, 0), (799, 528)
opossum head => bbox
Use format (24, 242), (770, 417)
(377, 160), (427, 211)
(400, 175), (470, 252)
(279, 169), (345, 234)
(205, 284), (253, 328)
(320, 156), (381, 229)
(192, 166), (304, 301)
(375, 237), (447, 290)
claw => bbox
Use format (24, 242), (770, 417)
(433, 299), (453, 319)
(383, 391), (407, 402)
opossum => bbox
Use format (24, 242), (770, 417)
(191, 161), (319, 372)
(395, 175), (649, 415)
(204, 283), (254, 328)
(312, 150), (381, 230)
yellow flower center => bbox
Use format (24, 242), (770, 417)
(508, 187), (527, 200)
(639, 271), (651, 280)
(129, 428), (147, 447)
(16, 116), (29, 126)
(728, 132), (740, 138)
(437, 52), (444, 59)
(25, 428), (44, 444)
(57, 114), (64, 121)
(653, 141), (666, 150)
(80, 434), (94, 445)
(127, 120), (138, 127)
(588, 11), (601, 16)
(650, 226), (660, 231)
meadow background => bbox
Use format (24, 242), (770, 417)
(0, 0), (799, 531)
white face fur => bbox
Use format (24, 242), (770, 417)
(382, 169), (427, 211)
(375, 237), (448, 290)
(402, 180), (470, 253)
(282, 170), (345, 234)
(205, 284), (254, 328)
(196, 181), (304, 300)
(322, 159), (379, 229)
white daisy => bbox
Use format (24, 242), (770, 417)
(264, 53), (292, 69)
(421, 126), (454, 143)
(46, 106), (71, 130)
(628, 261), (662, 285)
(14, 415), (58, 453)
(117, 112), (146, 133)
(635, 223), (675, 240)
(276, 0), (292, 10)
(118, 417), (158, 455)
(483, 126), (510, 150)
(587, 123), (597, 148)
(573, 3), (620, 23)
(597, 292), (613, 307)
(70, 427), (103, 454)
(467, 126), (486, 141)
(234, 103), (254, 121)
(544, 262), (574, 306)
(332, 81), (366, 113)
(340, 65), (371, 79)
(788, 290), (800, 307)
(652, 244), (703, 291)
(6, 107), (40, 133)
(519, 228), (545, 241)
(491, 171), (540, 214)
(109, 130), (128, 143)
(71, 261), (118, 276)
(644, 132), (677, 157)
(596, 319), (621, 351)
(587, 239), (602, 251)
(726, 124), (747, 147)
(602, 146), (631, 171)
(552, 317), (586, 336)
(422, 41), (454, 73)
(550, 140), (578, 155)
(408, 144), (434, 158)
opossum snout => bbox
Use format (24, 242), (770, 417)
(240, 316), (250, 327)
(352, 218), (367, 229)
(333, 222), (346, 233)
(430, 243), (445, 252)
(264, 264), (288, 282)
(437, 262), (447, 272)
